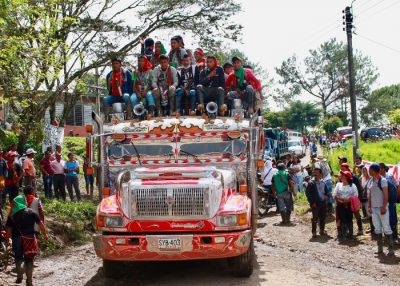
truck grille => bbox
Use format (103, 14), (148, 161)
(131, 187), (208, 219)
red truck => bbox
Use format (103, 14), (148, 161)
(86, 111), (264, 278)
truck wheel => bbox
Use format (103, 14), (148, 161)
(103, 259), (123, 279)
(227, 238), (254, 277)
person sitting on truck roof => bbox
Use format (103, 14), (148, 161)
(223, 62), (233, 82)
(104, 57), (133, 121)
(168, 35), (187, 68)
(194, 48), (205, 71)
(197, 56), (226, 116)
(226, 56), (262, 116)
(151, 54), (178, 116)
(140, 37), (155, 60)
(131, 55), (156, 115)
(176, 54), (200, 116)
(151, 41), (167, 68)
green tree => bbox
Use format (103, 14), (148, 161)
(360, 84), (400, 125)
(0, 0), (242, 150)
(264, 101), (320, 131)
(321, 116), (343, 136)
(275, 38), (378, 115)
(388, 109), (400, 125)
(328, 110), (349, 126)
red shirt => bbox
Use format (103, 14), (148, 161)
(110, 71), (123, 96)
(225, 68), (262, 92)
(40, 158), (54, 176)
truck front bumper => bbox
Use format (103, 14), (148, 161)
(93, 230), (252, 261)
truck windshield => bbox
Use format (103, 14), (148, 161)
(180, 139), (246, 156)
(108, 144), (173, 159)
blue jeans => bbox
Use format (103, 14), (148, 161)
(42, 175), (53, 198)
(103, 94), (131, 106)
(130, 91), (155, 107)
(324, 179), (334, 212)
(176, 88), (196, 113)
(295, 174), (304, 193)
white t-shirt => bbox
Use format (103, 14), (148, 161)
(262, 160), (278, 186)
(333, 182), (358, 200)
(290, 163), (302, 176)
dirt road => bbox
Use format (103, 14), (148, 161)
(2, 210), (400, 286)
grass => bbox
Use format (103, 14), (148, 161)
(327, 139), (400, 174)
(39, 197), (98, 255)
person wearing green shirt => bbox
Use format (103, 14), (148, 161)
(272, 163), (295, 225)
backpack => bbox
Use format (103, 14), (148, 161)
(377, 177), (398, 204)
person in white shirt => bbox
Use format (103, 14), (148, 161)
(51, 153), (66, 201)
(262, 159), (278, 189)
(290, 156), (303, 193)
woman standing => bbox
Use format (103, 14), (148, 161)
(290, 156), (304, 193)
(64, 152), (81, 202)
(6, 195), (48, 285)
(333, 171), (358, 240)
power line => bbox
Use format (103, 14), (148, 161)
(355, 33), (400, 54)
(355, 0), (387, 16)
(356, 0), (400, 22)
(356, 0), (378, 9)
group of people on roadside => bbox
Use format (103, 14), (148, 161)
(103, 35), (263, 121)
(262, 148), (400, 257)
(305, 154), (399, 257)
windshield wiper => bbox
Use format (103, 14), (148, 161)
(130, 142), (142, 166)
(179, 150), (198, 160)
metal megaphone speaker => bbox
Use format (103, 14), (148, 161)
(133, 103), (146, 116)
(206, 102), (218, 114)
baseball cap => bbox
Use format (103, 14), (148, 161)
(231, 56), (242, 63)
(340, 170), (353, 181)
(341, 163), (350, 170)
(338, 156), (348, 163)
(369, 163), (380, 172)
(26, 148), (37, 155)
(23, 143), (31, 150)
(7, 151), (18, 157)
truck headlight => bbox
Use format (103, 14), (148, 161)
(105, 216), (124, 227)
(217, 215), (237, 226)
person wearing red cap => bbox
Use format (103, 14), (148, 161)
(4, 151), (22, 204)
(341, 162), (364, 235)
(194, 48), (205, 71)
(131, 55), (156, 115)
(333, 170), (358, 240)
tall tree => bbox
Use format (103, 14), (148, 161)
(275, 38), (378, 115)
(360, 84), (400, 125)
(0, 0), (242, 149)
(264, 101), (320, 132)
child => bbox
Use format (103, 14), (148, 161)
(83, 158), (94, 198)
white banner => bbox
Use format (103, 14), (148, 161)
(42, 124), (64, 153)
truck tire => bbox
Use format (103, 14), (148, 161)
(103, 259), (123, 279)
(227, 238), (254, 277)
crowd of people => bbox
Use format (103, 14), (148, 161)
(261, 146), (399, 257)
(0, 143), (95, 285)
(103, 35), (263, 121)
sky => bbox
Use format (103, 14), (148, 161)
(231, 0), (400, 88)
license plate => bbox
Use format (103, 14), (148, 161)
(158, 238), (182, 250)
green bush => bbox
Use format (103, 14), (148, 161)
(42, 198), (97, 223)
(63, 136), (86, 159)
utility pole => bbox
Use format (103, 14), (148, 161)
(343, 5), (359, 162)
(95, 67), (100, 115)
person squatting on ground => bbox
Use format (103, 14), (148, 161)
(333, 170), (358, 240)
(152, 54), (178, 116)
(64, 152), (81, 202)
(104, 57), (133, 121)
(6, 195), (48, 286)
(367, 163), (394, 256)
(272, 163), (295, 225)
(306, 167), (329, 238)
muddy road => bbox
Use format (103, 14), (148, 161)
(2, 211), (400, 286)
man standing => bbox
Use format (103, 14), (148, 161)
(197, 56), (226, 115)
(0, 147), (8, 210)
(272, 163), (295, 225)
(152, 54), (178, 116)
(23, 148), (37, 190)
(226, 56), (262, 115)
(104, 57), (133, 121)
(315, 155), (334, 213)
(4, 151), (22, 203)
(368, 163), (394, 256)
(64, 152), (81, 202)
(306, 167), (329, 238)
(51, 153), (66, 201)
(40, 151), (55, 198)
(176, 54), (200, 115)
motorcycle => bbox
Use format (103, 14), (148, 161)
(257, 184), (276, 216)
